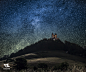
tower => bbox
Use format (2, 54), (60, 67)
(52, 33), (54, 38)
(51, 33), (58, 40)
(55, 33), (57, 39)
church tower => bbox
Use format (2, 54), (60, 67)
(51, 33), (58, 40)
(52, 33), (54, 38)
(55, 33), (57, 39)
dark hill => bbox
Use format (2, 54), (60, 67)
(10, 38), (66, 58)
(0, 38), (86, 60)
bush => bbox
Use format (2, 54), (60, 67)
(14, 57), (28, 70)
(38, 63), (48, 69)
(33, 66), (38, 70)
(6, 58), (14, 62)
(3, 60), (7, 63)
(59, 62), (69, 71)
(52, 66), (58, 70)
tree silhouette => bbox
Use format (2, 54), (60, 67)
(14, 58), (28, 70)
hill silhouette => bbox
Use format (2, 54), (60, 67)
(0, 38), (86, 60)
(10, 38), (65, 58)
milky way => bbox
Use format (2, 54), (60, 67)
(0, 0), (86, 58)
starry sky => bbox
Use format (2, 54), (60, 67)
(0, 0), (86, 58)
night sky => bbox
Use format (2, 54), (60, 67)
(0, 0), (86, 58)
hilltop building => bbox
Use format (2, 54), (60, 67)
(51, 33), (59, 41)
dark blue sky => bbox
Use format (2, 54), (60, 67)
(0, 0), (86, 58)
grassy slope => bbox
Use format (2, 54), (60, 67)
(26, 51), (86, 66)
(0, 51), (86, 68)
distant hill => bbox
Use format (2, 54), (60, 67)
(0, 38), (86, 60)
